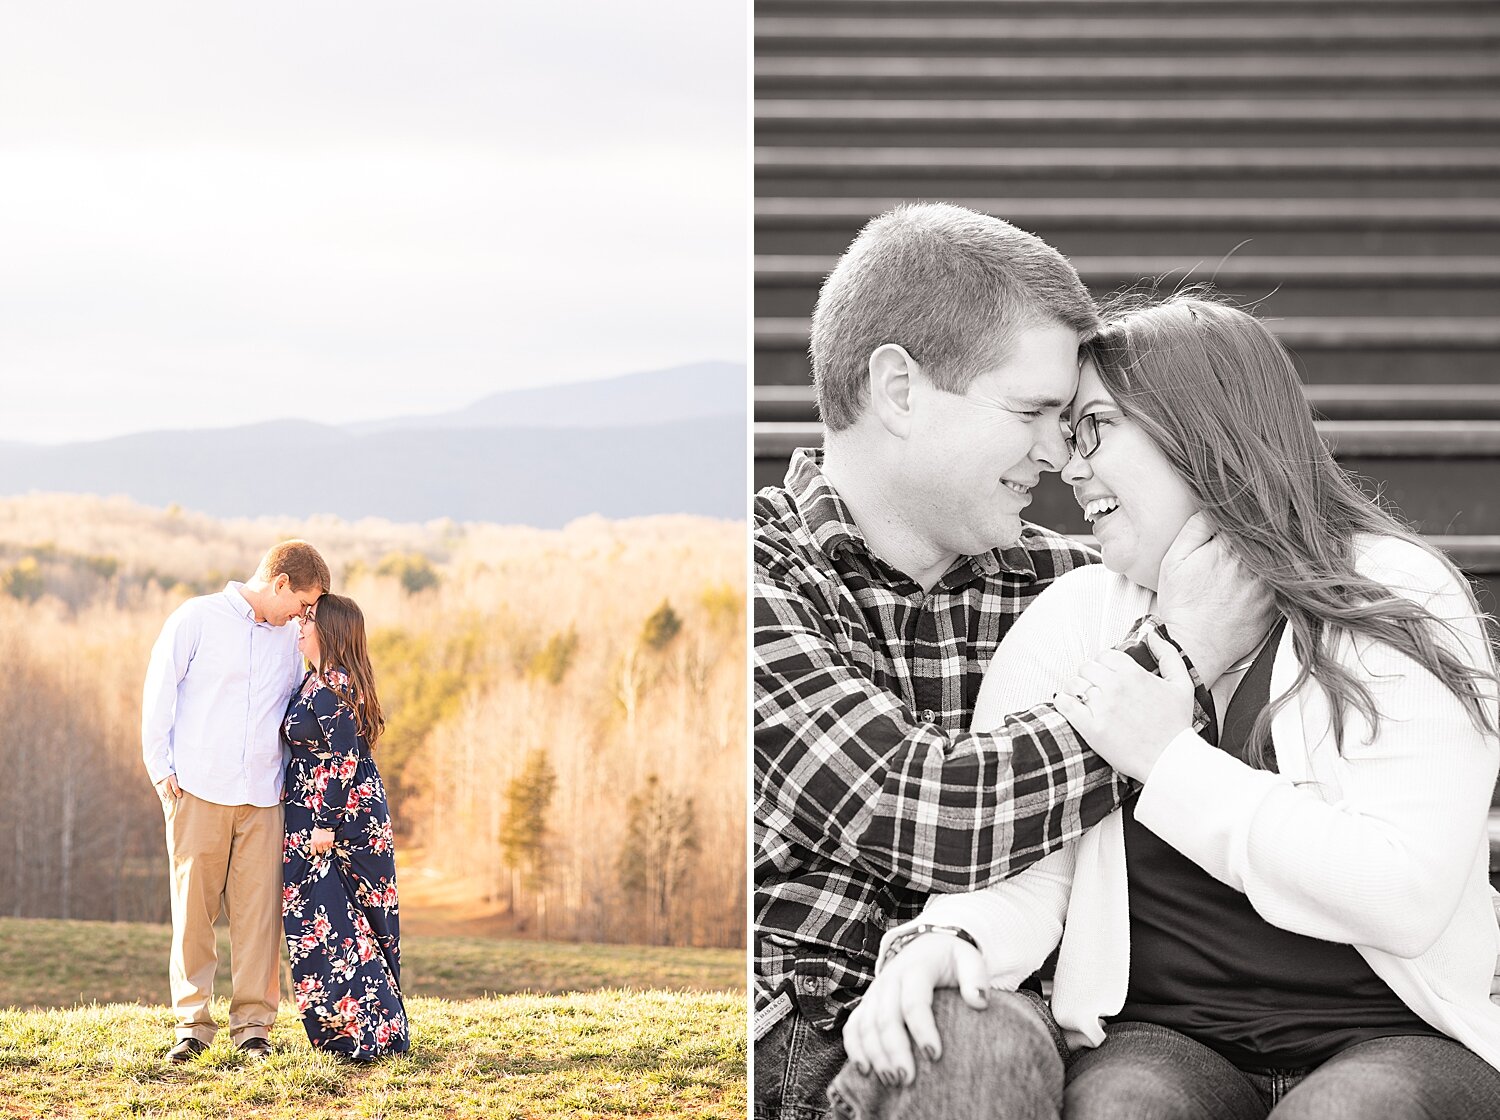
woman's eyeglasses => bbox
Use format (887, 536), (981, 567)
(1065, 410), (1124, 460)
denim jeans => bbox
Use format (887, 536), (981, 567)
(826, 990), (1067, 1120)
(822, 997), (1500, 1120)
(756, 1002), (850, 1120)
(1067, 1020), (1500, 1120)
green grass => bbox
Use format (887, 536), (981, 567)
(0, 918), (744, 1008)
(0, 920), (746, 1118)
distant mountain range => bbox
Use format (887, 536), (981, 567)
(0, 362), (747, 526)
(346, 361), (745, 434)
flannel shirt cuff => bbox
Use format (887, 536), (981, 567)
(1115, 614), (1218, 744)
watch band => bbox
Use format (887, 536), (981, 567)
(878, 923), (981, 971)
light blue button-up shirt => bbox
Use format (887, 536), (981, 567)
(141, 582), (305, 807)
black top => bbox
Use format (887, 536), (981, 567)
(1115, 618), (1442, 1069)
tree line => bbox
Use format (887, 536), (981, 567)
(0, 500), (744, 947)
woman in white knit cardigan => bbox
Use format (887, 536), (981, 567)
(842, 297), (1500, 1119)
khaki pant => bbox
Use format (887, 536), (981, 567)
(162, 791), (283, 1044)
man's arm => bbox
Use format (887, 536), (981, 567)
(141, 607), (196, 787)
(755, 578), (1137, 895)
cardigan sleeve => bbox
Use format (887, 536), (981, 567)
(1135, 538), (1500, 959)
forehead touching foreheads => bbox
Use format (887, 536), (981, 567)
(809, 202), (1100, 432)
(256, 539), (331, 595)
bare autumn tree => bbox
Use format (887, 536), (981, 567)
(617, 774), (700, 946)
(498, 748), (557, 934)
(0, 621), (166, 924)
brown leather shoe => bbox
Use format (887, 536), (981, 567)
(237, 1037), (273, 1060)
(166, 1037), (209, 1063)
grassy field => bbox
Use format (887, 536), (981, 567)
(0, 918), (745, 1008)
(0, 918), (746, 1119)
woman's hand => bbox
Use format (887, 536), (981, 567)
(310, 827), (336, 856)
(1055, 630), (1195, 783)
(842, 933), (989, 1087)
(1156, 513), (1275, 685)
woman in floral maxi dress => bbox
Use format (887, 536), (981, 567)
(281, 593), (408, 1060)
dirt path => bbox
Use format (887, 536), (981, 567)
(395, 848), (519, 939)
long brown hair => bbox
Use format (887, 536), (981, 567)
(1082, 293), (1498, 764)
(310, 593), (386, 747)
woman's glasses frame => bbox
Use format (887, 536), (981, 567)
(1065, 409), (1125, 460)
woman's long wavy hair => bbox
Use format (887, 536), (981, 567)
(310, 593), (386, 747)
(1082, 293), (1498, 766)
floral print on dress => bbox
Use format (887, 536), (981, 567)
(282, 668), (408, 1060)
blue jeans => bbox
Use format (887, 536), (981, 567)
(827, 990), (1067, 1120)
(756, 1002), (849, 1120)
(1067, 1020), (1500, 1120)
(827, 998), (1500, 1120)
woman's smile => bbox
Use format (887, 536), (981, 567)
(1080, 494), (1120, 526)
(1062, 360), (1201, 591)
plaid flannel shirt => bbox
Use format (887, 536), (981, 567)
(755, 449), (1212, 1035)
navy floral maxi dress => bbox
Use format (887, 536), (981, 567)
(281, 668), (409, 1059)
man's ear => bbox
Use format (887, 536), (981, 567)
(867, 344), (918, 439)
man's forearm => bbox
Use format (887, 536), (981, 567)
(759, 690), (1131, 895)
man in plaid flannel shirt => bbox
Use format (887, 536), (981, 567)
(753, 204), (1271, 1119)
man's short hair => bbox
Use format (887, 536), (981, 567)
(810, 203), (1100, 431)
(255, 540), (330, 594)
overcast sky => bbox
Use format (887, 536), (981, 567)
(0, 2), (747, 443)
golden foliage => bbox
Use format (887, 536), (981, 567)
(0, 495), (746, 948)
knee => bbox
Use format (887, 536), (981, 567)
(1066, 1063), (1201, 1120)
(829, 991), (1062, 1119)
(930, 991), (1063, 1085)
(1276, 1064), (1429, 1120)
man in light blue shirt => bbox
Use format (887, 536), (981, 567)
(142, 540), (330, 1062)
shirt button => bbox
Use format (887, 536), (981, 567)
(921, 709), (936, 723)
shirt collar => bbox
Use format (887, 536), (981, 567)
(784, 447), (864, 560)
(223, 581), (261, 622)
(784, 447), (1038, 583)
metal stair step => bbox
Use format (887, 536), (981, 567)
(760, 0), (1500, 14)
(756, 316), (1500, 350)
(754, 198), (1500, 255)
(756, 146), (1500, 176)
(757, 256), (1500, 319)
(757, 254), (1500, 286)
(756, 54), (1500, 93)
(756, 197), (1500, 230)
(758, 53), (1500, 93)
(755, 16), (1500, 51)
(754, 384), (1500, 423)
(756, 420), (1500, 460)
(756, 98), (1500, 130)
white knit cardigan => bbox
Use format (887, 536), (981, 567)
(889, 534), (1500, 1068)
